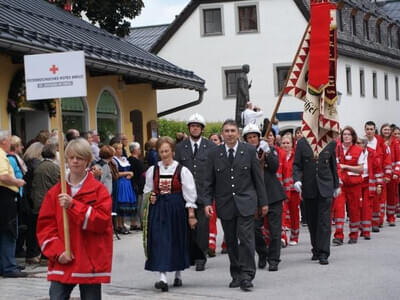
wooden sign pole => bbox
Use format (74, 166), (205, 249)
(55, 99), (71, 258)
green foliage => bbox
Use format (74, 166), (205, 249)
(158, 119), (223, 139)
(50, 0), (144, 37)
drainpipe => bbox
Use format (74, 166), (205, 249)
(157, 90), (204, 118)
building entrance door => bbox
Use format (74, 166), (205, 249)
(11, 110), (49, 144)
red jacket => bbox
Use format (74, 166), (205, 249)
(390, 138), (400, 180)
(37, 172), (113, 284)
(364, 147), (381, 196)
(376, 135), (392, 181)
(340, 144), (363, 186)
(282, 150), (295, 193)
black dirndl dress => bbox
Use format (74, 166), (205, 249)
(145, 164), (190, 272)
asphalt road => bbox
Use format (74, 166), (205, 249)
(1, 220), (400, 300)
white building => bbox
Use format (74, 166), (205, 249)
(129, 0), (400, 134)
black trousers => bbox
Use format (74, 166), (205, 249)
(304, 194), (332, 259)
(266, 200), (283, 264)
(189, 204), (208, 264)
(49, 281), (101, 300)
(26, 213), (40, 258)
(221, 215), (255, 282)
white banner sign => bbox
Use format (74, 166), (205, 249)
(24, 51), (87, 101)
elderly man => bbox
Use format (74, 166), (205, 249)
(0, 130), (26, 277)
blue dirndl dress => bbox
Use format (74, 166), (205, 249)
(113, 157), (136, 216)
(145, 164), (190, 272)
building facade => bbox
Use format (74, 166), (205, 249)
(130, 0), (400, 134)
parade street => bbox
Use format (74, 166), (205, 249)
(1, 220), (399, 300)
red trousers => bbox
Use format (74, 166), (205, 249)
(343, 184), (362, 240)
(332, 190), (346, 240)
(287, 191), (300, 242)
(282, 199), (290, 230)
(360, 179), (373, 238)
(386, 181), (399, 223)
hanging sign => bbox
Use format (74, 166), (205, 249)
(24, 51), (87, 101)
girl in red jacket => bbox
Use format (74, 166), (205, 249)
(37, 138), (113, 299)
(340, 127), (365, 244)
(281, 134), (301, 245)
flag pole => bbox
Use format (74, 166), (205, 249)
(56, 99), (71, 258)
(264, 22), (311, 139)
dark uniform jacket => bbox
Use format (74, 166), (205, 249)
(262, 146), (286, 204)
(204, 142), (268, 220)
(293, 137), (339, 199)
(175, 137), (216, 206)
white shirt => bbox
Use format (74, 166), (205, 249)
(225, 141), (239, 158)
(242, 108), (264, 126)
(143, 160), (197, 208)
(66, 171), (89, 197)
(367, 136), (377, 151)
(190, 137), (202, 154)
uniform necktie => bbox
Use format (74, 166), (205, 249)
(228, 148), (234, 165)
(193, 143), (198, 157)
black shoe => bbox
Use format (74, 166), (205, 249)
(319, 257), (329, 265)
(311, 254), (319, 261)
(154, 281), (168, 292)
(372, 226), (380, 233)
(195, 260), (205, 271)
(3, 271), (28, 278)
(173, 278), (182, 287)
(332, 238), (343, 246)
(208, 248), (216, 258)
(364, 235), (371, 240)
(379, 224), (383, 228)
(268, 263), (278, 272)
(348, 239), (358, 244)
(258, 255), (267, 269)
(229, 278), (241, 288)
(16, 265), (25, 271)
(389, 222), (396, 227)
(221, 248), (228, 254)
(240, 280), (254, 292)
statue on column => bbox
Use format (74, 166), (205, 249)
(235, 64), (251, 126)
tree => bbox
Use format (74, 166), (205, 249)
(50, 0), (144, 37)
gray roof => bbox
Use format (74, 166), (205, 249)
(127, 24), (169, 51)
(0, 0), (205, 91)
(380, 1), (400, 21)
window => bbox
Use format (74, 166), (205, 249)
(276, 66), (290, 95)
(346, 66), (352, 95)
(351, 14), (357, 36)
(360, 69), (365, 97)
(224, 69), (242, 98)
(61, 97), (87, 133)
(202, 8), (222, 35)
(237, 5), (258, 32)
(384, 74), (389, 100)
(373, 72), (378, 98)
(388, 26), (393, 48)
(337, 9), (343, 32)
(376, 22), (382, 44)
(396, 76), (399, 101)
(96, 90), (120, 143)
(364, 18), (369, 40)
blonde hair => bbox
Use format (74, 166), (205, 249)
(10, 135), (21, 152)
(65, 138), (93, 164)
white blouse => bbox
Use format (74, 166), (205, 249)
(144, 160), (197, 209)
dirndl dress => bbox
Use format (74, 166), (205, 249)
(145, 164), (190, 272)
(113, 156), (136, 216)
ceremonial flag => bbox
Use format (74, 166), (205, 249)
(284, 1), (339, 156)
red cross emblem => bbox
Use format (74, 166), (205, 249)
(49, 64), (59, 74)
